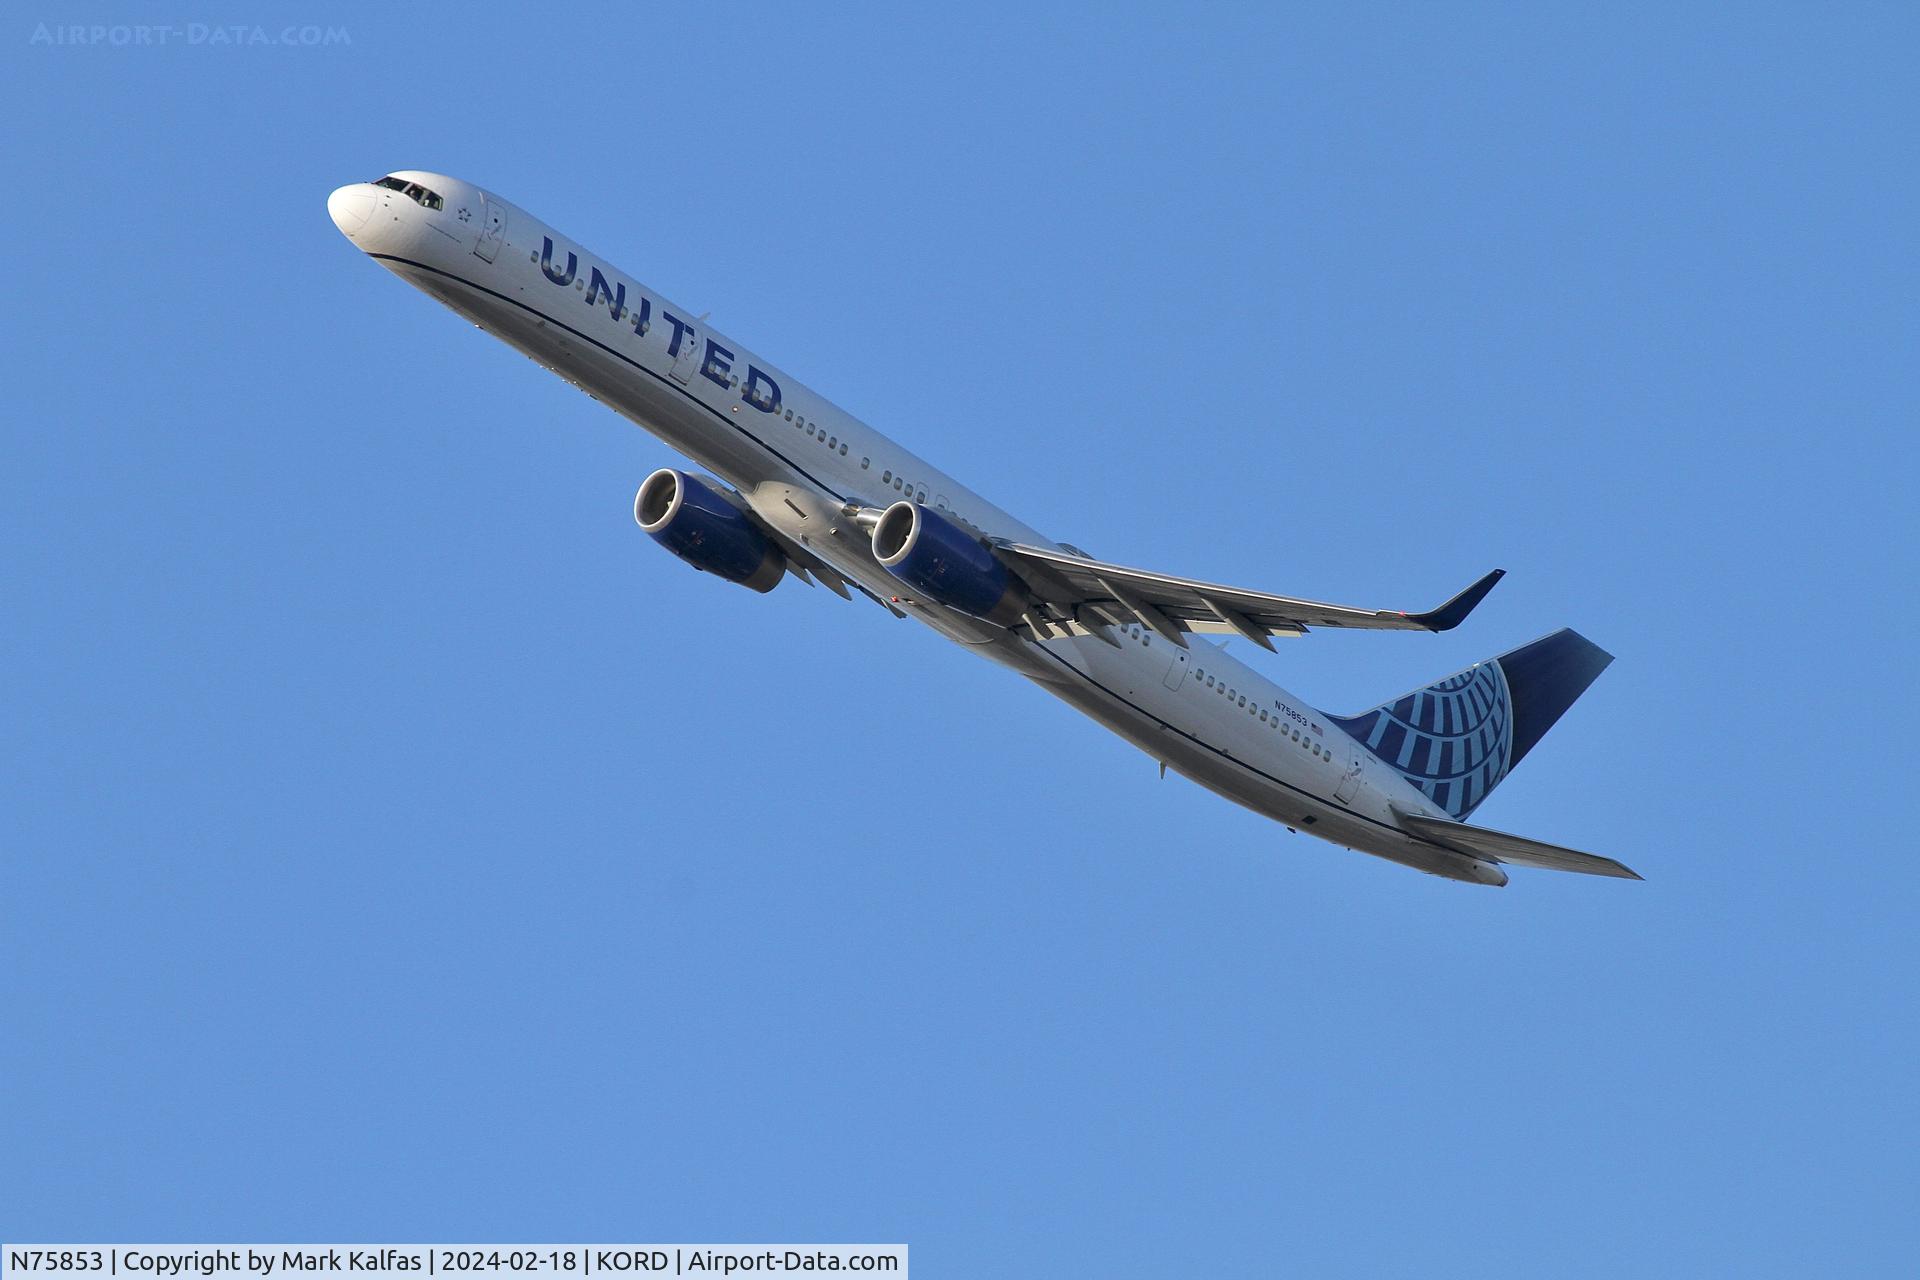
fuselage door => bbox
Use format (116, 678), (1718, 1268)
(1335, 739), (1365, 804)
(1162, 651), (1189, 690)
(472, 194), (505, 263)
(668, 330), (701, 384)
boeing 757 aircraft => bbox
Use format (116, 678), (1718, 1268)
(327, 170), (1638, 887)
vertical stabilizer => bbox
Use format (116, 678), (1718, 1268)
(1330, 629), (1613, 819)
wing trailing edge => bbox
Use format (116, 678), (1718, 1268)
(987, 540), (1505, 643)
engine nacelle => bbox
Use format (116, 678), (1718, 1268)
(634, 469), (785, 593)
(871, 501), (1026, 626)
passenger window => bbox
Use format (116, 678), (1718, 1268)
(862, 457), (870, 469)
(840, 444), (849, 456)
(894, 478), (903, 490)
(883, 470), (892, 482)
(785, 409), (793, 421)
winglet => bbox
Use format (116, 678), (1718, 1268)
(1408, 569), (1505, 632)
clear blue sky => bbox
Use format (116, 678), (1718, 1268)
(4, 3), (1916, 1274)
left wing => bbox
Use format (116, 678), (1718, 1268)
(989, 539), (1504, 650)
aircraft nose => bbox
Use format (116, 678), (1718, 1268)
(327, 184), (374, 237)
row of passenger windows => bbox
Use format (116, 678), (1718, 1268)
(373, 175), (444, 210)
(1193, 667), (1334, 759)
(781, 406), (851, 457)
(879, 467), (928, 502)
(773, 391), (950, 509)
(1110, 625), (1331, 760)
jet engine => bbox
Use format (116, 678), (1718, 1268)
(870, 500), (1026, 626)
(634, 469), (786, 593)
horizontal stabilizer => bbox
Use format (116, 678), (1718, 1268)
(1394, 808), (1641, 880)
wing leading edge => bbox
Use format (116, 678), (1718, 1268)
(988, 540), (1504, 649)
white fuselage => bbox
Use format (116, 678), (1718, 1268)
(327, 171), (1499, 884)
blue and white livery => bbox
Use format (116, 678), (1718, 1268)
(327, 171), (1638, 887)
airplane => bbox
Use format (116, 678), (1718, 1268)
(326, 170), (1639, 888)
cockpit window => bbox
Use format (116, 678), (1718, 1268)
(372, 175), (444, 211)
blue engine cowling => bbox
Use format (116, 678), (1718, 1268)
(871, 501), (1027, 626)
(634, 469), (786, 593)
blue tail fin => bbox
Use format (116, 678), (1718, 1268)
(1330, 629), (1613, 819)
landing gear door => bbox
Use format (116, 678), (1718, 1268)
(472, 195), (505, 263)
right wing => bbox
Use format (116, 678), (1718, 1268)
(1394, 808), (1642, 880)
